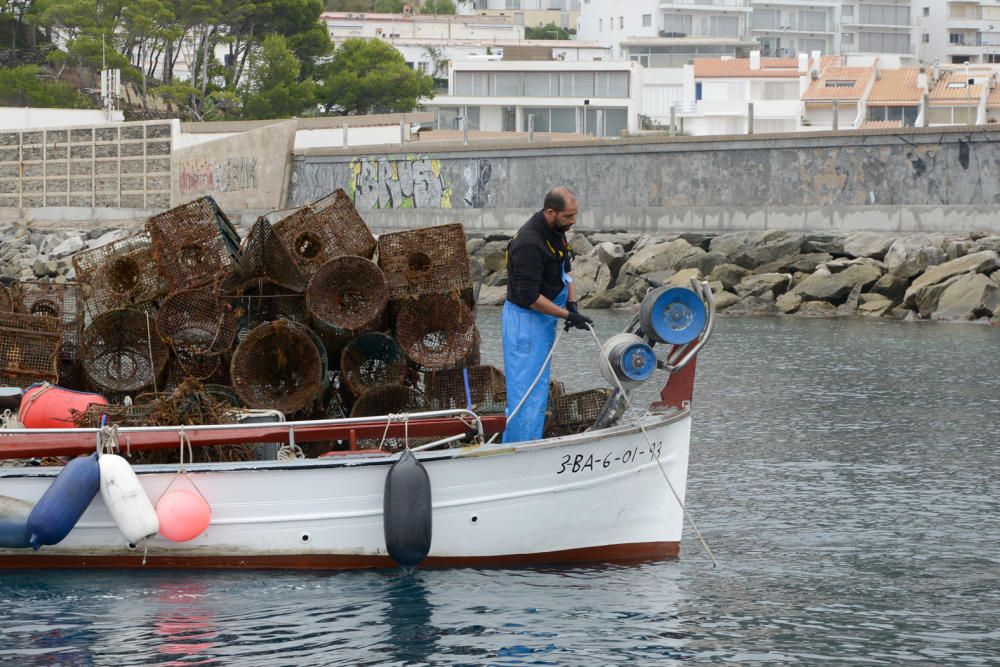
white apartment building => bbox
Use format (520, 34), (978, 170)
(321, 11), (525, 45)
(578, 0), (758, 60)
(750, 0), (839, 57)
(840, 0), (915, 61)
(917, 0), (1000, 64)
(426, 59), (642, 135)
(471, 0), (582, 11)
(392, 38), (608, 76)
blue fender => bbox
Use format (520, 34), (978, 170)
(27, 453), (100, 550)
(0, 495), (33, 549)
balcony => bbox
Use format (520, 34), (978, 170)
(840, 18), (918, 28)
(659, 0), (751, 11)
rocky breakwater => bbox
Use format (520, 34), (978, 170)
(471, 230), (1000, 326)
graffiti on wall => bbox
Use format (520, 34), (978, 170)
(349, 156), (451, 208)
(179, 156), (258, 194)
(462, 158), (504, 208)
(291, 163), (351, 205)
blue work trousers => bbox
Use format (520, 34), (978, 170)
(501, 286), (568, 443)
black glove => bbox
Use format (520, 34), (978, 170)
(566, 301), (579, 314)
(564, 310), (593, 332)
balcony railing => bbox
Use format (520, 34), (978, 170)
(660, 0), (750, 8)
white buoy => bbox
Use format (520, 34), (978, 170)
(99, 454), (159, 545)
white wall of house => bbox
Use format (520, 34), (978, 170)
(576, 0), (661, 56)
(323, 12), (524, 43)
(641, 67), (686, 123)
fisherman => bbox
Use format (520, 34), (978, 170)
(502, 187), (593, 444)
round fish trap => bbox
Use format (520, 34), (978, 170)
(81, 309), (169, 395)
(340, 332), (409, 397)
(306, 256), (388, 338)
(156, 288), (236, 356)
(171, 349), (224, 383)
(235, 278), (306, 339)
(230, 320), (324, 414)
(350, 384), (427, 417)
(395, 294), (478, 370)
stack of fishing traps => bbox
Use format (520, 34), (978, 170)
(0, 190), (515, 453)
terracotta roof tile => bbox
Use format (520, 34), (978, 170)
(862, 119), (903, 129)
(929, 71), (984, 104)
(694, 57), (804, 78)
(802, 66), (875, 101)
(867, 68), (923, 105)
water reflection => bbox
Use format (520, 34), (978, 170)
(381, 573), (439, 664)
(151, 581), (220, 666)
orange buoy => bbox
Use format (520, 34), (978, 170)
(155, 488), (211, 542)
(19, 384), (108, 429)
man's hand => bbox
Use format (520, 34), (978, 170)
(564, 310), (593, 332)
(567, 301), (579, 314)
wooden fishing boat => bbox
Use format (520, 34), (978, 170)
(0, 284), (715, 570)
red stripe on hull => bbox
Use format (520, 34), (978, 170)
(0, 542), (679, 570)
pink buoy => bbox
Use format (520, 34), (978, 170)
(155, 488), (211, 542)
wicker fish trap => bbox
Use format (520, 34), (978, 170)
(377, 224), (472, 303)
(350, 384), (431, 451)
(547, 388), (614, 436)
(15, 281), (83, 363)
(73, 231), (163, 319)
(339, 332), (410, 397)
(0, 312), (61, 388)
(395, 294), (479, 370)
(230, 320), (324, 415)
(81, 309), (169, 395)
(306, 256), (387, 338)
(423, 365), (505, 413)
(156, 288), (236, 356)
(235, 217), (307, 292)
(146, 196), (241, 292)
(0, 284), (14, 312)
(273, 189), (376, 279)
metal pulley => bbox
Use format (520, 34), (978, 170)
(639, 286), (708, 345)
(600, 333), (657, 389)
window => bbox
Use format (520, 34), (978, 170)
(859, 4), (910, 26)
(753, 9), (779, 30)
(551, 108), (575, 132)
(923, 7), (929, 16)
(842, 32), (854, 45)
(842, 4), (854, 18)
(464, 106), (480, 130)
(494, 72), (522, 96)
(947, 82), (967, 88)
(800, 11), (826, 31)
(950, 33), (965, 44)
(867, 105), (917, 125)
(642, 14), (651, 27)
(598, 18), (602, 30)
(455, 72), (489, 96)
(595, 71), (629, 97)
(859, 31), (910, 53)
(523, 108), (550, 132)
(436, 107), (460, 129)
(524, 72), (557, 96)
(826, 80), (855, 87)
(619, 17), (624, 29)
(922, 33), (929, 43)
(703, 15), (739, 37)
(559, 72), (595, 97)
(662, 14), (691, 35)
(801, 38), (826, 53)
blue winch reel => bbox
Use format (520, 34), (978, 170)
(613, 339), (657, 382)
(640, 286), (708, 345)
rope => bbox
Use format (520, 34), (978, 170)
(584, 324), (718, 568)
(18, 382), (53, 424)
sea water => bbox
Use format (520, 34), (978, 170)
(0, 312), (997, 666)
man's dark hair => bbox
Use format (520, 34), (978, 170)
(543, 188), (574, 213)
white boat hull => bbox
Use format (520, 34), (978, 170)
(0, 411), (690, 569)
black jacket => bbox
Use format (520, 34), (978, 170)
(505, 211), (572, 309)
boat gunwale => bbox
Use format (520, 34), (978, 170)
(0, 407), (689, 478)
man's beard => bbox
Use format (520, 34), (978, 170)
(554, 221), (572, 233)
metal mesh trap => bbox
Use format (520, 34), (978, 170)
(0, 311), (61, 388)
(0, 284), (14, 312)
(235, 217), (307, 292)
(339, 332), (410, 397)
(80, 308), (168, 395)
(547, 388), (614, 437)
(146, 196), (241, 291)
(273, 189), (376, 280)
(73, 231), (164, 318)
(15, 281), (83, 363)
(395, 293), (478, 370)
(377, 224), (473, 303)
(423, 365), (505, 413)
(156, 288), (236, 356)
(230, 320), (324, 414)
(306, 256), (388, 339)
